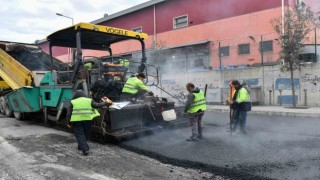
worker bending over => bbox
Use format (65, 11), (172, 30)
(121, 72), (153, 100)
(67, 90), (112, 156)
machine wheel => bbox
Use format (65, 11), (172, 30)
(5, 107), (13, 117)
(4, 99), (13, 117)
(0, 97), (6, 114)
(43, 107), (48, 124)
(13, 112), (24, 120)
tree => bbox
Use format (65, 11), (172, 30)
(271, 2), (319, 107)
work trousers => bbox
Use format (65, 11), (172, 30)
(75, 79), (89, 97)
(189, 112), (204, 137)
(232, 109), (247, 130)
(73, 121), (92, 152)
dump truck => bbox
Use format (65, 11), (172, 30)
(0, 41), (68, 118)
(1, 23), (182, 139)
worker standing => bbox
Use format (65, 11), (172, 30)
(184, 83), (207, 141)
(119, 58), (130, 67)
(231, 80), (251, 134)
(121, 72), (153, 100)
(228, 81), (237, 134)
(119, 57), (130, 73)
(75, 61), (95, 96)
(67, 90), (112, 155)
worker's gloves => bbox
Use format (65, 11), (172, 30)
(102, 96), (113, 105)
(67, 124), (72, 129)
(147, 91), (154, 96)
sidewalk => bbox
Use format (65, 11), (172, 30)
(206, 105), (320, 117)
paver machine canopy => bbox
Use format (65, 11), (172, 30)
(47, 22), (149, 84)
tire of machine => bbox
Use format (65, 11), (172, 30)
(13, 112), (24, 120)
(43, 107), (48, 124)
(5, 107), (13, 117)
(0, 97), (5, 114)
(4, 99), (13, 117)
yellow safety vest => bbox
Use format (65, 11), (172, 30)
(236, 87), (250, 103)
(187, 90), (207, 113)
(119, 59), (130, 66)
(122, 77), (149, 94)
(70, 97), (100, 122)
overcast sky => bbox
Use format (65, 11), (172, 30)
(0, 0), (148, 43)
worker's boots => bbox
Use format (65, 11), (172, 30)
(83, 150), (89, 156)
(186, 134), (198, 141)
(198, 129), (203, 139)
(240, 128), (247, 134)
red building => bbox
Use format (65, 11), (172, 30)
(39, 0), (319, 70)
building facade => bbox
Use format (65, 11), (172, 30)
(39, 0), (320, 105)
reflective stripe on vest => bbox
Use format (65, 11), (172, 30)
(187, 90), (207, 113)
(122, 77), (140, 94)
(70, 97), (100, 122)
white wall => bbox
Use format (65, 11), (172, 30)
(153, 63), (320, 106)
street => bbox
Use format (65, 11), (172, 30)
(0, 115), (216, 180)
(120, 111), (320, 179)
(0, 0), (319, 179)
(1, 111), (320, 179)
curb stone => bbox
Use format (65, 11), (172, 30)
(206, 106), (320, 118)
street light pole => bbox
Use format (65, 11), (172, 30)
(56, 13), (74, 63)
(56, 13), (74, 25)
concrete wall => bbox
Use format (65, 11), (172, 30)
(153, 63), (320, 107)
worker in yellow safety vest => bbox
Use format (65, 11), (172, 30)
(230, 80), (251, 134)
(75, 61), (95, 97)
(67, 90), (112, 155)
(184, 83), (206, 141)
(119, 58), (130, 67)
(121, 72), (153, 100)
(228, 81), (237, 135)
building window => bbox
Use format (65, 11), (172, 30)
(260, 41), (273, 52)
(193, 59), (204, 67)
(238, 43), (250, 54)
(172, 60), (186, 69)
(173, 15), (188, 29)
(132, 27), (142, 33)
(219, 46), (230, 56)
(299, 53), (316, 62)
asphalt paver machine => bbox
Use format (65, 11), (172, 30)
(6, 23), (178, 139)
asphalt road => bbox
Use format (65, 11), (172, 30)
(0, 115), (217, 180)
(120, 112), (320, 179)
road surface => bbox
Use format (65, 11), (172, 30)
(120, 112), (320, 179)
(0, 115), (218, 180)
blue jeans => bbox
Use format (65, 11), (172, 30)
(233, 109), (247, 130)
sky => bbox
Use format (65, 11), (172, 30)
(0, 0), (148, 43)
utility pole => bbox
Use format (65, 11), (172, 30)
(315, 28), (317, 62)
(219, 42), (222, 69)
(282, 0), (284, 34)
(260, 35), (264, 66)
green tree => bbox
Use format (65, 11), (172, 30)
(272, 2), (319, 107)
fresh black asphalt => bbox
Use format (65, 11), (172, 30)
(120, 112), (320, 179)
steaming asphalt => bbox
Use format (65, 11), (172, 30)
(120, 112), (320, 179)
